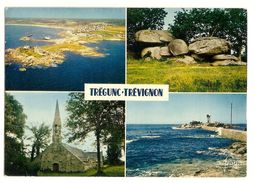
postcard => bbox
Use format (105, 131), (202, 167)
(3, 6), (248, 179)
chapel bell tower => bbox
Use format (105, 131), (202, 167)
(52, 100), (62, 143)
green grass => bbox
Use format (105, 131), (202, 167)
(127, 58), (247, 92)
(37, 165), (124, 177)
(19, 48), (43, 58)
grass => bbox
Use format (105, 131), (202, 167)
(42, 43), (89, 52)
(19, 48), (43, 58)
(42, 43), (104, 57)
(92, 25), (125, 40)
(37, 165), (124, 177)
(127, 58), (247, 92)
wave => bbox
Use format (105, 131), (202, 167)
(196, 150), (206, 154)
(181, 134), (219, 139)
(171, 126), (191, 130)
(141, 135), (161, 139)
(126, 139), (137, 144)
(208, 147), (217, 150)
(172, 126), (181, 130)
(126, 135), (161, 144)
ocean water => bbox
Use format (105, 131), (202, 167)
(5, 25), (125, 91)
(5, 25), (61, 48)
(126, 124), (244, 177)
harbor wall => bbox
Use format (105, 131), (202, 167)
(202, 126), (246, 142)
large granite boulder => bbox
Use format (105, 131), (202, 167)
(212, 54), (239, 61)
(168, 39), (189, 56)
(211, 60), (247, 66)
(160, 46), (172, 57)
(135, 30), (174, 43)
(189, 37), (230, 55)
(176, 56), (197, 64)
(141, 46), (161, 60)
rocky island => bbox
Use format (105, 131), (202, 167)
(5, 19), (125, 68)
(178, 121), (234, 129)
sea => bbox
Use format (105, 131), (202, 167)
(5, 25), (125, 91)
(126, 124), (246, 177)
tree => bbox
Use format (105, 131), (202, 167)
(103, 101), (125, 165)
(65, 93), (125, 174)
(5, 93), (27, 175)
(169, 8), (247, 59)
(128, 8), (167, 51)
(27, 123), (51, 161)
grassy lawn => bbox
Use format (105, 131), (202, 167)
(127, 58), (247, 92)
(37, 165), (124, 177)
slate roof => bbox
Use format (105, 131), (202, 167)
(62, 143), (97, 163)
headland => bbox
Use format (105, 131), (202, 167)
(5, 19), (125, 68)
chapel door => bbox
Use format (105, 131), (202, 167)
(53, 163), (59, 172)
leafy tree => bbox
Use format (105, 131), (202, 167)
(169, 8), (247, 59)
(5, 93), (27, 175)
(65, 93), (125, 174)
(103, 101), (125, 165)
(128, 8), (167, 51)
(27, 123), (51, 161)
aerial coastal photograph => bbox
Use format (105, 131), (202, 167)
(127, 8), (247, 92)
(4, 92), (125, 176)
(5, 8), (125, 91)
(126, 93), (246, 177)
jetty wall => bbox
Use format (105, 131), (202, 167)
(202, 126), (246, 142)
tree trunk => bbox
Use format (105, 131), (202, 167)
(96, 131), (102, 174)
(30, 144), (35, 162)
(36, 145), (40, 157)
(237, 46), (243, 61)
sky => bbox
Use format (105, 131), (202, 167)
(5, 7), (182, 29)
(5, 8), (125, 19)
(127, 93), (247, 124)
(163, 8), (183, 30)
(7, 92), (99, 153)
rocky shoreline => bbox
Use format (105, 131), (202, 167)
(5, 22), (124, 68)
(179, 121), (235, 130)
(194, 141), (247, 177)
(141, 141), (246, 177)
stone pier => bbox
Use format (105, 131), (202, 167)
(202, 126), (246, 142)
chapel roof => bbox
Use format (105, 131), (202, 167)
(62, 143), (97, 162)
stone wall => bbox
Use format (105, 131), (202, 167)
(219, 128), (247, 142)
(40, 143), (95, 172)
(202, 126), (246, 142)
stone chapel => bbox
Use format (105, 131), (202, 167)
(39, 101), (101, 172)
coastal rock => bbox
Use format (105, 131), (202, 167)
(160, 46), (172, 57)
(168, 39), (189, 56)
(20, 36), (32, 41)
(235, 147), (246, 155)
(179, 121), (202, 129)
(22, 45), (31, 50)
(135, 30), (174, 43)
(176, 56), (197, 64)
(228, 142), (247, 156)
(189, 37), (230, 55)
(211, 60), (247, 66)
(141, 46), (161, 60)
(212, 54), (239, 61)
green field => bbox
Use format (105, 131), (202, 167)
(127, 58), (247, 92)
(37, 165), (124, 177)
